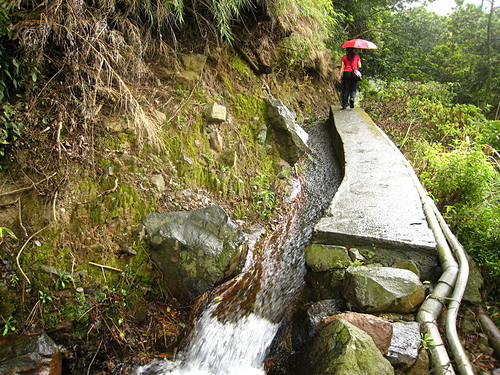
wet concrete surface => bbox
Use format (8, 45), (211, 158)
(313, 106), (438, 279)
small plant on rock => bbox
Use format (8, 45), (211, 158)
(1, 316), (16, 336)
(419, 333), (435, 350)
(0, 226), (17, 244)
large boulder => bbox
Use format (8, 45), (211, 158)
(292, 319), (394, 375)
(343, 266), (425, 313)
(0, 333), (62, 375)
(320, 312), (393, 354)
(144, 206), (244, 303)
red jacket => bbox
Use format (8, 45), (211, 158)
(341, 54), (361, 71)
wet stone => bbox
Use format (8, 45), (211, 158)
(0, 333), (62, 375)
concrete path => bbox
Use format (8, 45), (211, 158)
(313, 107), (437, 279)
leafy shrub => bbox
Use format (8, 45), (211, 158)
(420, 142), (496, 209)
(454, 199), (500, 292)
(0, 103), (23, 163)
(482, 120), (500, 151)
(0, 7), (15, 104)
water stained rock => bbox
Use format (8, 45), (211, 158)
(0, 333), (62, 375)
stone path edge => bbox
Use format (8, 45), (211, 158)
(312, 106), (438, 280)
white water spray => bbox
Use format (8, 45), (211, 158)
(136, 121), (341, 375)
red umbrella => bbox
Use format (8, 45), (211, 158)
(341, 39), (378, 49)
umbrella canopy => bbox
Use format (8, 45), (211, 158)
(341, 39), (378, 49)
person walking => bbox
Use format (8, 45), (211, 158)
(338, 47), (361, 109)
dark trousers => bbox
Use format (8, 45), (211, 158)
(342, 71), (359, 107)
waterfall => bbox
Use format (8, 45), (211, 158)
(136, 119), (341, 375)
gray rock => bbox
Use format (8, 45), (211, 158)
(343, 266), (425, 313)
(255, 124), (268, 145)
(266, 97), (309, 164)
(385, 321), (420, 368)
(304, 244), (352, 272)
(392, 260), (421, 278)
(306, 299), (346, 337)
(103, 115), (134, 133)
(321, 312), (393, 354)
(181, 155), (194, 165)
(460, 308), (480, 335)
(119, 153), (137, 167)
(292, 319), (394, 375)
(273, 159), (291, 178)
(209, 129), (224, 151)
(405, 348), (430, 375)
(103, 165), (114, 176)
(0, 333), (62, 375)
(181, 53), (207, 74)
(348, 247), (365, 262)
(150, 174), (166, 192)
(178, 53), (207, 81)
(144, 206), (244, 303)
(206, 103), (227, 122)
(218, 150), (237, 167)
(463, 255), (484, 304)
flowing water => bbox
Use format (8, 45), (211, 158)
(137, 119), (342, 375)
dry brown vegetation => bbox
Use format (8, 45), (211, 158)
(0, 0), (340, 371)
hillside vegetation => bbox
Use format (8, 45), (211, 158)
(0, 0), (499, 371)
(0, 0), (344, 368)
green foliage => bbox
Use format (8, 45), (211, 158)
(276, 0), (341, 73)
(39, 290), (53, 304)
(419, 333), (435, 350)
(333, 0), (400, 44)
(0, 6), (38, 165)
(363, 81), (500, 298)
(0, 7), (14, 103)
(420, 142), (495, 209)
(253, 173), (276, 219)
(0, 226), (17, 242)
(9, 272), (19, 287)
(1, 316), (16, 336)
(0, 103), (23, 160)
(0, 5), (39, 103)
(55, 270), (74, 290)
(374, 3), (499, 117)
(369, 7), (446, 82)
(483, 120), (500, 150)
(454, 197), (500, 288)
(363, 81), (489, 147)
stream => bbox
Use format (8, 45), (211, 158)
(137, 118), (342, 375)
